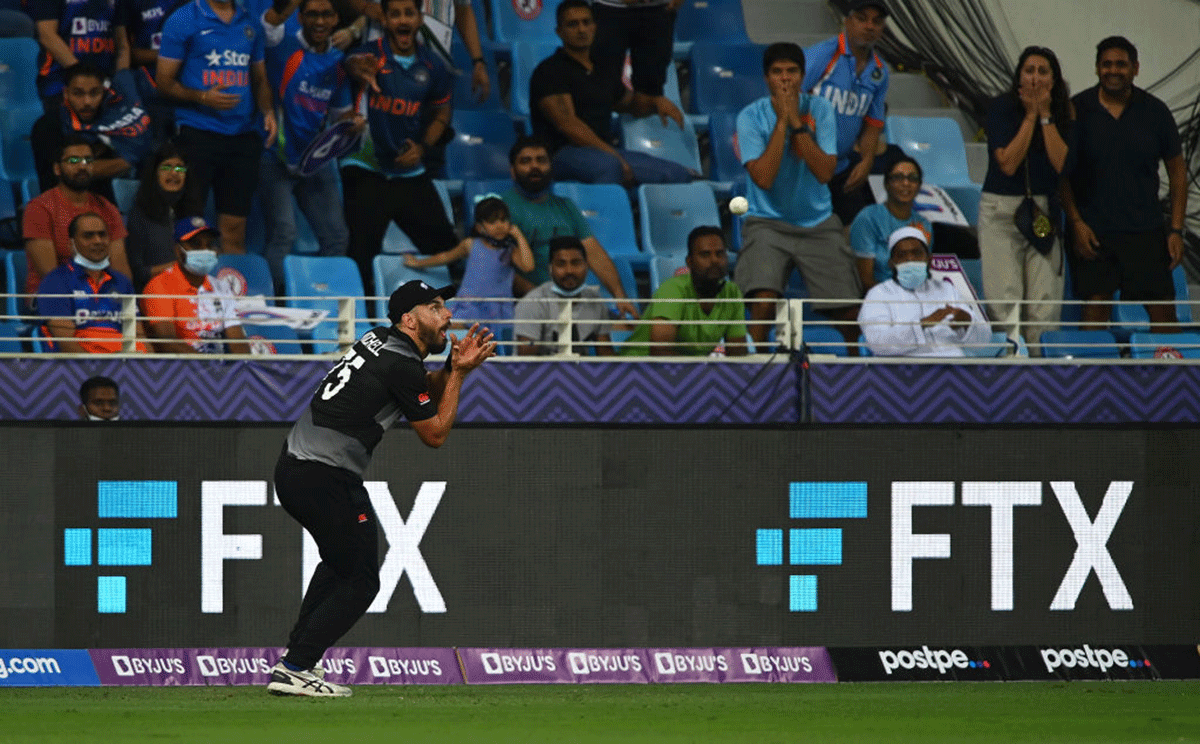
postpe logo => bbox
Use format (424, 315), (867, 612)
(878, 646), (989, 675)
(1039, 645), (1149, 674)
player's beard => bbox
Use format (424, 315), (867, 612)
(420, 321), (447, 355)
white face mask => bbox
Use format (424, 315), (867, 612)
(86, 414), (120, 421)
(72, 244), (110, 271)
(183, 248), (218, 276)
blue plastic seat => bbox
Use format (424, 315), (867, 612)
(0, 176), (14, 223)
(112, 178), (139, 214)
(707, 110), (745, 185)
(648, 253), (688, 292)
(957, 257), (984, 299)
(283, 255), (370, 352)
(462, 178), (514, 226)
(509, 40), (560, 119)
(214, 253), (274, 298)
(1039, 329), (1120, 359)
(963, 330), (1010, 358)
(1112, 264), (1191, 339)
(942, 183), (981, 226)
(586, 252), (638, 301)
(886, 115), (972, 187)
(488, 0), (562, 45)
(0, 320), (22, 352)
(4, 247), (28, 322)
(0, 105), (39, 183)
(637, 182), (720, 256)
(551, 182), (640, 257)
(445, 109), (518, 181)
(242, 322), (302, 354)
(688, 42), (765, 115)
(619, 113), (702, 175)
(672, 0), (750, 57)
(804, 324), (847, 356)
(1129, 331), (1200, 359)
(0, 37), (38, 112)
(372, 253), (452, 321)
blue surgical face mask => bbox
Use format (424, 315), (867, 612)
(73, 246), (110, 271)
(894, 261), (929, 290)
(550, 282), (585, 297)
(183, 248), (218, 276)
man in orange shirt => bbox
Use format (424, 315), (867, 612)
(22, 135), (131, 301)
(141, 217), (249, 353)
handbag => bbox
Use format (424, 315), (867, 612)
(1013, 159), (1056, 254)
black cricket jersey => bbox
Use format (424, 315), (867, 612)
(286, 325), (437, 476)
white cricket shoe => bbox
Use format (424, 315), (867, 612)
(266, 662), (351, 697)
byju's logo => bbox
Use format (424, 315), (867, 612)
(63, 481), (177, 613)
(755, 482), (867, 612)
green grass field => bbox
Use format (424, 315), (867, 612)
(1, 682), (1197, 743)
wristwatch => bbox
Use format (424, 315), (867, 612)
(1169, 227), (1185, 236)
(1039, 116), (1053, 125)
(472, 57), (486, 66)
(792, 123), (811, 137)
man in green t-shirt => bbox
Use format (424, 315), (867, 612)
(623, 226), (749, 356)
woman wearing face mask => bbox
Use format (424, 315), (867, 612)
(858, 226), (991, 357)
(980, 46), (1073, 354)
(126, 142), (191, 289)
(140, 216), (249, 354)
(849, 155), (932, 291)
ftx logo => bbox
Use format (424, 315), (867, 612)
(756, 481), (1133, 613)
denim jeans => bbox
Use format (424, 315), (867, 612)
(259, 155), (349, 295)
(550, 146), (693, 185)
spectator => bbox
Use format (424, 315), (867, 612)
(803, 0), (889, 226)
(501, 136), (637, 320)
(340, 0), (459, 290)
(513, 236), (614, 356)
(141, 217), (250, 353)
(850, 155), (931, 291)
(38, 213), (148, 353)
(858, 226), (990, 357)
(156, 0), (278, 254)
(30, 0), (130, 105)
(79, 375), (121, 420)
(126, 142), (190, 288)
(591, 0), (681, 104)
(404, 196), (534, 324)
(30, 63), (154, 202)
(126, 0), (183, 143)
(260, 0), (357, 296)
(733, 43), (860, 349)
(623, 226), (748, 356)
(981, 46), (1072, 353)
(1062, 36), (1187, 335)
(530, 0), (691, 186)
(23, 136), (132, 301)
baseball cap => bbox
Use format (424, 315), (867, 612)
(387, 280), (457, 324)
(846, 0), (889, 16)
(174, 216), (218, 243)
(887, 226), (929, 255)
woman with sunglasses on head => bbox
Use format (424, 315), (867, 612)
(850, 155), (932, 292)
(980, 46), (1073, 354)
(125, 142), (190, 288)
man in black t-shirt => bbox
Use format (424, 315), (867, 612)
(267, 280), (496, 698)
(529, 0), (693, 186)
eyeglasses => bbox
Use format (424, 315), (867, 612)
(61, 156), (94, 165)
(886, 173), (921, 183)
(159, 164), (188, 173)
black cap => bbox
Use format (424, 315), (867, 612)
(387, 280), (456, 324)
(846, 0), (888, 16)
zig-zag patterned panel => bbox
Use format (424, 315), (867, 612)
(809, 363), (1200, 423)
(0, 359), (800, 424)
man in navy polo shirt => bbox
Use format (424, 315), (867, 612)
(30, 0), (131, 104)
(341, 0), (459, 290)
(37, 213), (148, 353)
(260, 0), (358, 295)
(803, 0), (890, 226)
(1062, 36), (1188, 334)
(156, 0), (277, 254)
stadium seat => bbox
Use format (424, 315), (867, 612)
(380, 180), (455, 254)
(4, 247), (28, 322)
(509, 40), (559, 119)
(488, 0), (562, 45)
(957, 258), (984, 299)
(688, 43), (766, 115)
(963, 330), (1011, 358)
(1129, 331), (1200, 359)
(619, 113), (702, 175)
(964, 141), (989, 183)
(283, 255), (370, 352)
(637, 182), (720, 256)
(214, 253), (273, 298)
(0, 37), (38, 110)
(586, 252), (638, 301)
(0, 105), (39, 183)
(242, 322), (302, 354)
(887, 73), (947, 109)
(886, 115), (972, 187)
(0, 320), (21, 352)
(551, 182), (640, 257)
(1039, 329), (1120, 359)
(649, 253), (688, 292)
(463, 178), (514, 226)
(803, 324), (847, 356)
(450, 42), (503, 111)
(372, 253), (452, 321)
(112, 178), (139, 214)
(1112, 264), (1192, 340)
(672, 0), (750, 57)
(942, 183), (981, 226)
(707, 110), (745, 185)
(0, 176), (14, 223)
(445, 109), (518, 181)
